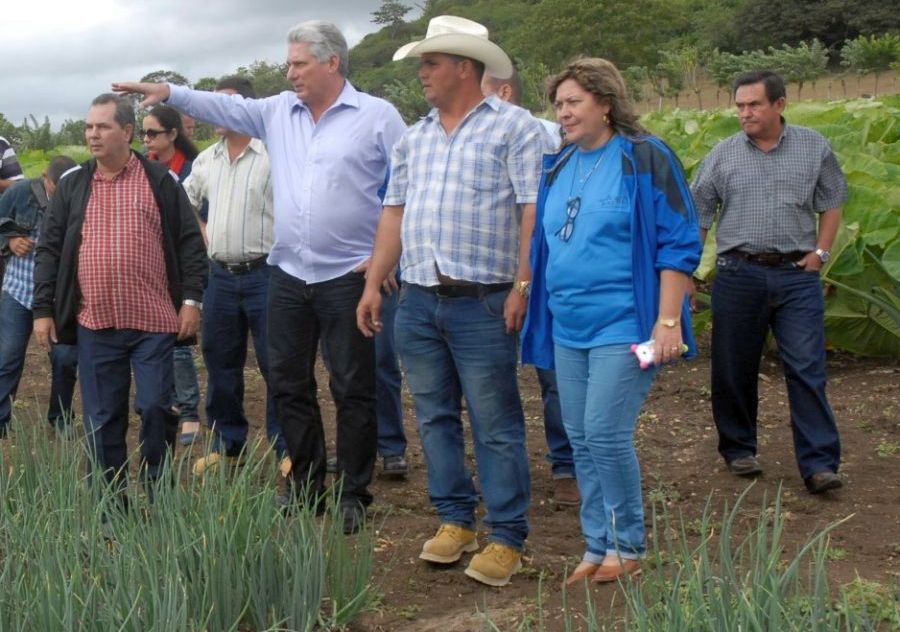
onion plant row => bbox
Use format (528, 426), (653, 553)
(0, 420), (374, 631)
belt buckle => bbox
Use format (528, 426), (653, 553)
(756, 253), (781, 266)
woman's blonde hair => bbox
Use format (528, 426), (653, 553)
(547, 58), (648, 139)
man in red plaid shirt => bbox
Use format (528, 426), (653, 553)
(33, 94), (207, 495)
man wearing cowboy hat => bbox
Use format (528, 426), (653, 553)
(357, 15), (545, 587)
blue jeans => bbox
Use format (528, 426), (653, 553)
(202, 263), (285, 457)
(0, 292), (78, 429)
(555, 343), (655, 561)
(376, 286), (405, 457)
(78, 327), (177, 486)
(173, 345), (199, 421)
(267, 267), (376, 507)
(395, 284), (530, 550)
(535, 368), (574, 478)
(711, 255), (840, 480)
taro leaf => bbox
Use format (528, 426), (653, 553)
(882, 240), (900, 282)
(691, 305), (712, 336)
(823, 222), (862, 278)
(863, 227), (899, 248)
(824, 286), (900, 358)
(695, 224), (718, 281)
(843, 185), (895, 232)
(839, 153), (889, 180)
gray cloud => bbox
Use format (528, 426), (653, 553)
(4, 0), (406, 126)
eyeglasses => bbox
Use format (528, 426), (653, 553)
(555, 197), (581, 242)
(141, 129), (169, 139)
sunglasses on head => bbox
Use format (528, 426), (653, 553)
(141, 128), (169, 139)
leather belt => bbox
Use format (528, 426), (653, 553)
(728, 250), (805, 267)
(211, 256), (268, 275)
(418, 282), (513, 299)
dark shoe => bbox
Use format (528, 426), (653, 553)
(0, 424), (7, 439)
(805, 470), (843, 494)
(341, 504), (366, 535)
(553, 477), (580, 507)
(727, 455), (763, 477)
(382, 454), (408, 478)
(326, 456), (338, 474)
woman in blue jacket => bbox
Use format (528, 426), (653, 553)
(521, 58), (701, 584)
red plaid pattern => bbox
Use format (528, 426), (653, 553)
(77, 154), (178, 332)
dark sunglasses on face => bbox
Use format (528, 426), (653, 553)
(141, 128), (169, 139)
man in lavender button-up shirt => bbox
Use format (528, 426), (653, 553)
(115, 20), (406, 533)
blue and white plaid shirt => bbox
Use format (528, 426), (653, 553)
(384, 96), (545, 286)
(3, 225), (38, 309)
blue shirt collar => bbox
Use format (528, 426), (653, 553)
(290, 80), (360, 113)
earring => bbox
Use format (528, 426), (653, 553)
(603, 113), (610, 125)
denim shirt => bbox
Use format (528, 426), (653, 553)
(0, 178), (47, 252)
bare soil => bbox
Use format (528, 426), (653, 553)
(11, 335), (900, 630)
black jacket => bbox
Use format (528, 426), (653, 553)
(33, 151), (207, 344)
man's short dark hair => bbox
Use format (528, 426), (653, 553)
(486, 68), (523, 106)
(733, 70), (786, 103)
(91, 93), (136, 133)
(448, 54), (486, 83)
(215, 75), (257, 99)
(46, 155), (77, 184)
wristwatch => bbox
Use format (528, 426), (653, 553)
(814, 248), (830, 263)
(658, 318), (680, 328)
(183, 299), (203, 311)
(514, 280), (531, 297)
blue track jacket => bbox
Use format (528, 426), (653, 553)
(521, 136), (702, 369)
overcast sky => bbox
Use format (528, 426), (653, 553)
(5, 0), (411, 127)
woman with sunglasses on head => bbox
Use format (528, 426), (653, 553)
(141, 104), (203, 446)
(521, 58), (701, 584)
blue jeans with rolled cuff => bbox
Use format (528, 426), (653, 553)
(395, 283), (530, 550)
(554, 343), (656, 562)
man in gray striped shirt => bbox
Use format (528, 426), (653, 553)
(691, 70), (846, 495)
(182, 76), (287, 477)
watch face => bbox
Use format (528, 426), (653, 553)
(817, 249), (830, 262)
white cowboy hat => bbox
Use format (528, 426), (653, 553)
(393, 15), (513, 80)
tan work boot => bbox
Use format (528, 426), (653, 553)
(419, 524), (479, 563)
(464, 542), (522, 586)
(192, 452), (246, 476)
(278, 456), (292, 478)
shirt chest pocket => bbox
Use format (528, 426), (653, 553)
(774, 173), (815, 210)
(459, 142), (505, 191)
